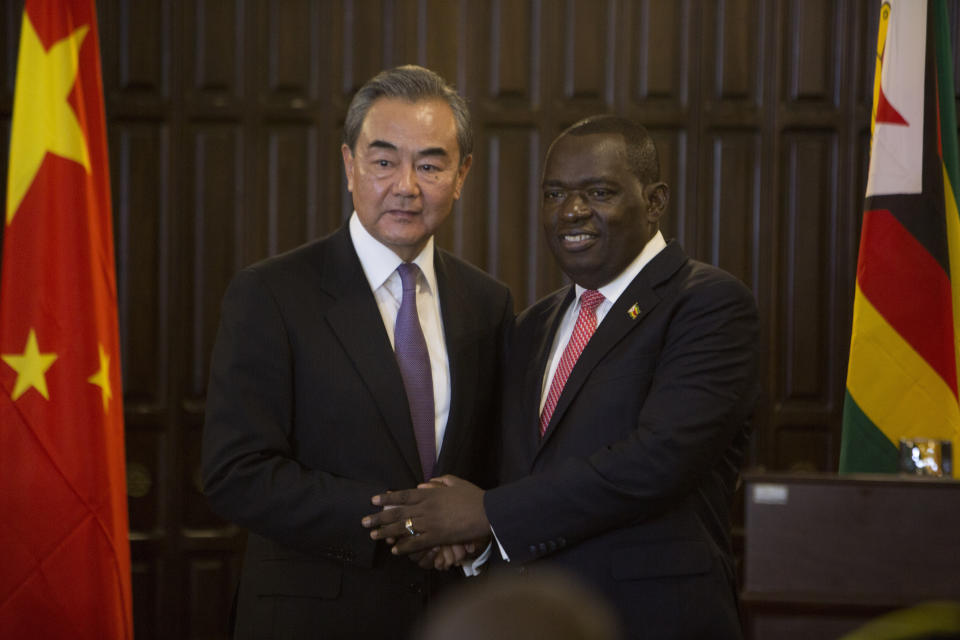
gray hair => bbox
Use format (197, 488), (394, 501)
(343, 65), (473, 164)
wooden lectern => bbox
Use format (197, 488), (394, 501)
(741, 473), (960, 640)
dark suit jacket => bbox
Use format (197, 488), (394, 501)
(484, 242), (759, 640)
(202, 225), (512, 639)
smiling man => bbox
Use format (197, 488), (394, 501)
(201, 66), (512, 639)
(364, 115), (760, 639)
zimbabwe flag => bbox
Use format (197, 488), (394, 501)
(840, 0), (960, 477)
(0, 0), (132, 637)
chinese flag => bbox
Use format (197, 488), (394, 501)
(0, 0), (132, 638)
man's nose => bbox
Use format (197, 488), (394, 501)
(561, 192), (589, 219)
(394, 162), (420, 197)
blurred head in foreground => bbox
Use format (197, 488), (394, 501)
(414, 569), (622, 640)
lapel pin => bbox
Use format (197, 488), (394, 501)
(627, 303), (641, 319)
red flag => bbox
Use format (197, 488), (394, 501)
(0, 0), (132, 637)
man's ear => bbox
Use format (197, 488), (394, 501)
(453, 154), (473, 200)
(645, 181), (670, 222)
(341, 144), (355, 192)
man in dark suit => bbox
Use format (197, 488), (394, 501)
(201, 65), (512, 639)
(363, 115), (760, 639)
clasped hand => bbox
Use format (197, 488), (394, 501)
(361, 475), (491, 570)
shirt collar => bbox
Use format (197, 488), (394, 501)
(574, 230), (667, 305)
(349, 212), (438, 293)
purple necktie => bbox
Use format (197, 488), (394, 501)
(394, 262), (436, 479)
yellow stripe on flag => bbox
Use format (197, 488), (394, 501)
(847, 284), (960, 446)
(945, 162), (960, 405)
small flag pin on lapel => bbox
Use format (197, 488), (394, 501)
(627, 303), (641, 319)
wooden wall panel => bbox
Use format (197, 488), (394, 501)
(784, 0), (841, 106)
(256, 125), (320, 257)
(776, 133), (838, 412)
(404, 0), (464, 84)
(116, 2), (170, 96)
(775, 427), (835, 472)
(184, 125), (243, 401)
(129, 552), (162, 640)
(182, 428), (214, 528)
(483, 127), (541, 306)
(126, 431), (166, 533)
(704, 0), (762, 107)
(187, 0), (244, 102)
(561, 0), (613, 103)
(343, 0), (390, 95)
(262, 0), (316, 99)
(627, 0), (689, 106)
(700, 132), (760, 286)
(485, 0), (536, 103)
(113, 124), (169, 408)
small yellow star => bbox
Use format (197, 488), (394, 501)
(87, 343), (113, 412)
(6, 14), (91, 225)
(2, 328), (58, 401)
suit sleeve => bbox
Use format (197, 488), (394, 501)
(201, 268), (381, 567)
(484, 275), (759, 563)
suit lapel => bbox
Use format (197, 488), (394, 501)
(320, 226), (422, 481)
(539, 243), (688, 449)
(434, 251), (475, 475)
(525, 288), (575, 457)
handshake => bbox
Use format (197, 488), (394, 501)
(361, 475), (492, 571)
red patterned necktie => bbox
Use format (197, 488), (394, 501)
(539, 289), (605, 436)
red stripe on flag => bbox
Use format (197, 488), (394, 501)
(857, 208), (958, 398)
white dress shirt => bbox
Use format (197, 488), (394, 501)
(348, 212), (451, 456)
(539, 230), (667, 412)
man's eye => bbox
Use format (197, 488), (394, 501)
(589, 189), (613, 199)
(375, 159), (391, 168)
(419, 164), (439, 173)
(544, 190), (565, 200)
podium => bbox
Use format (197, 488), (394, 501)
(741, 473), (960, 640)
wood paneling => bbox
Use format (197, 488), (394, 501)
(486, 0), (536, 103)
(483, 126), (541, 305)
(700, 131), (760, 285)
(628, 0), (689, 105)
(784, 0), (841, 106)
(116, 2), (170, 96)
(778, 133), (836, 406)
(4, 1), (958, 637)
(187, 0), (244, 101)
(112, 124), (169, 408)
(704, 0), (762, 106)
(184, 125), (243, 401)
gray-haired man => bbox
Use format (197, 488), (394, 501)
(202, 65), (512, 639)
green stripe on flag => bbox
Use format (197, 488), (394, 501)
(934, 0), (960, 198)
(839, 390), (900, 473)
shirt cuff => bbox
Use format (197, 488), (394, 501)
(493, 525), (510, 561)
(461, 542), (492, 576)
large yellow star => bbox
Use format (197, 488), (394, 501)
(87, 343), (113, 412)
(2, 328), (58, 401)
(6, 14), (91, 226)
